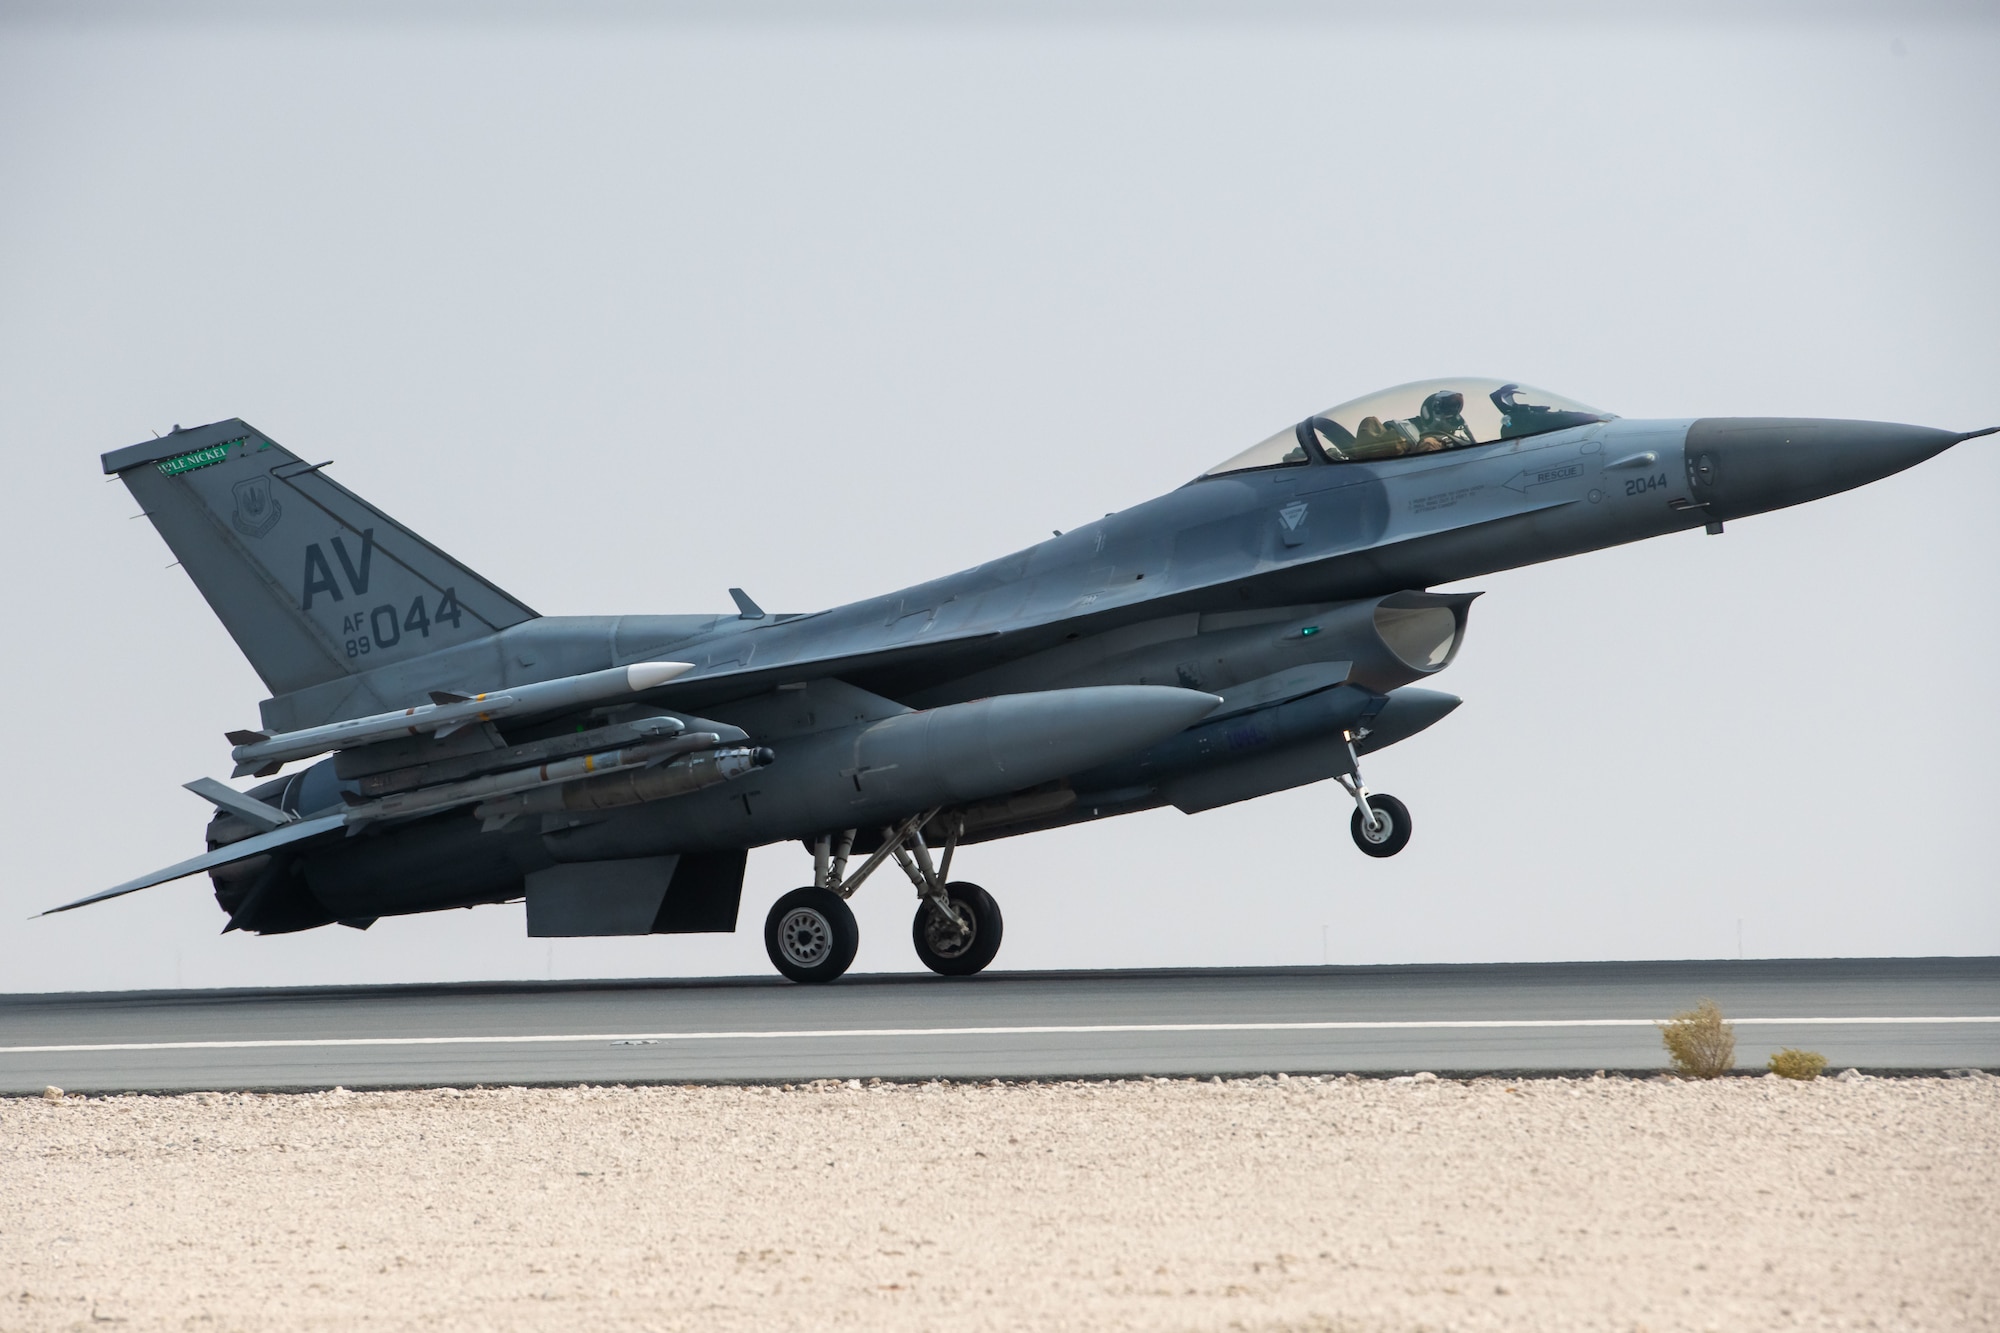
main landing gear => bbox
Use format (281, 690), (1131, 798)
(763, 887), (859, 985)
(763, 809), (1005, 985)
(1338, 728), (1412, 858)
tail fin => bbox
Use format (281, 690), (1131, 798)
(105, 419), (537, 696)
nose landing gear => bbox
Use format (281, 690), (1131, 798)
(1338, 729), (1413, 858)
(762, 810), (1006, 983)
(1346, 790), (1411, 857)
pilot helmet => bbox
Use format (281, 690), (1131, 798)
(1421, 389), (1466, 420)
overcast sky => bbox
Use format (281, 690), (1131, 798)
(2, 3), (1995, 994)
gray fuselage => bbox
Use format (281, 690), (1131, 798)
(212, 410), (1966, 930)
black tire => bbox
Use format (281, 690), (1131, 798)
(764, 887), (859, 984)
(1350, 793), (1412, 858)
(911, 882), (1004, 977)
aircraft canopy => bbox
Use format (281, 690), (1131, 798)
(1206, 378), (1615, 476)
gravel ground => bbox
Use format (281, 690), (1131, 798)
(2, 1073), (1995, 1332)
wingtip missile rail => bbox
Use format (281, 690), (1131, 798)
(227, 661), (695, 774)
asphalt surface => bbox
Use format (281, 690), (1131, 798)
(2, 957), (1995, 1093)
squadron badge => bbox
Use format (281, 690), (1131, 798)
(231, 476), (281, 538)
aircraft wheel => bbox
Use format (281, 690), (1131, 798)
(912, 882), (1004, 977)
(765, 887), (859, 984)
(1350, 793), (1412, 858)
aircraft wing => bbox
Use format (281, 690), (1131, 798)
(629, 504), (1574, 712)
(37, 813), (347, 917)
(643, 632), (1005, 711)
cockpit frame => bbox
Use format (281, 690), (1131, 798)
(1202, 378), (1615, 479)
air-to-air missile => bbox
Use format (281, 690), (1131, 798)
(228, 661), (693, 775)
(343, 730), (764, 827)
(470, 743), (775, 830)
(344, 714), (746, 799)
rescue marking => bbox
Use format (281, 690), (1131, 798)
(1503, 462), (1584, 493)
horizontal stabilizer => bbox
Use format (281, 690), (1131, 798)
(183, 777), (296, 832)
(37, 813), (347, 918)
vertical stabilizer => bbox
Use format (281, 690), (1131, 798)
(105, 420), (537, 696)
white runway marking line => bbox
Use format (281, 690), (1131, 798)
(2, 1015), (1996, 1056)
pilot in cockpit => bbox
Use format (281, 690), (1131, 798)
(1405, 389), (1475, 453)
(1352, 389), (1476, 457)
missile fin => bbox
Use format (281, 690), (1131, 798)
(430, 690), (474, 705)
(225, 729), (268, 746)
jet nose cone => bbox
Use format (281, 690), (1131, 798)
(1684, 417), (1977, 520)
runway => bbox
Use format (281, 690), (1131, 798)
(2, 956), (1994, 1093)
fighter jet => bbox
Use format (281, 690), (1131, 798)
(49, 380), (1992, 982)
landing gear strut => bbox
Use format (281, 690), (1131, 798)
(1339, 729), (1412, 858)
(761, 810), (1005, 983)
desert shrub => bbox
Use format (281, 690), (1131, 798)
(1767, 1048), (1828, 1080)
(1658, 998), (1736, 1078)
